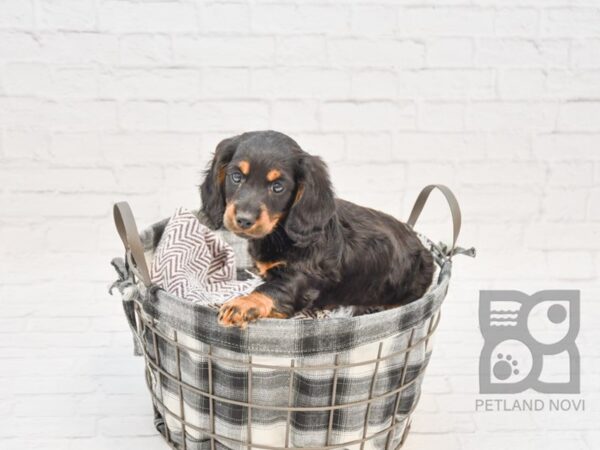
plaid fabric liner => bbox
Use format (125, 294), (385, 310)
(109, 213), (465, 450)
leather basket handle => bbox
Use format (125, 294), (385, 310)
(113, 202), (151, 287)
(407, 185), (462, 258)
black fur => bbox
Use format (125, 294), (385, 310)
(283, 152), (336, 247)
(200, 136), (240, 229)
(200, 130), (434, 317)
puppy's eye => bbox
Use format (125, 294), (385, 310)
(230, 171), (243, 184)
(271, 181), (284, 193)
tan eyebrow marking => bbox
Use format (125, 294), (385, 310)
(266, 169), (281, 182)
(238, 160), (250, 175)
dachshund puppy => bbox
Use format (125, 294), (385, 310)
(200, 130), (434, 328)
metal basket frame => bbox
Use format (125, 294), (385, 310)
(133, 299), (440, 450)
(112, 184), (464, 450)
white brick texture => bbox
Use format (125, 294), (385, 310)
(0, 1), (599, 450)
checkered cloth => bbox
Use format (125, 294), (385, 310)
(110, 213), (472, 449)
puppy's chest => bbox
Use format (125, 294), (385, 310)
(248, 242), (289, 277)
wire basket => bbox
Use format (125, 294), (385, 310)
(110, 185), (468, 450)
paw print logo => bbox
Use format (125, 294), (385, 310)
(479, 290), (580, 394)
(493, 353), (519, 380)
(484, 339), (532, 386)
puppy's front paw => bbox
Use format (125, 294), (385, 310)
(218, 292), (284, 328)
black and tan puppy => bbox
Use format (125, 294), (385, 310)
(200, 130), (434, 328)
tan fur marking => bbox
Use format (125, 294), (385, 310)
(293, 184), (304, 205)
(251, 204), (281, 235)
(238, 160), (250, 175)
(223, 203), (281, 238)
(266, 169), (281, 182)
(223, 202), (236, 230)
(217, 166), (226, 185)
(255, 260), (286, 277)
(218, 292), (287, 328)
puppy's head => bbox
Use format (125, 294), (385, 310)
(200, 130), (335, 246)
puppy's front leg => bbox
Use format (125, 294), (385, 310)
(218, 291), (287, 328)
(218, 270), (309, 328)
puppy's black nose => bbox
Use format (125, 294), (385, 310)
(236, 213), (255, 230)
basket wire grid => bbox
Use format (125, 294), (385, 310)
(112, 184), (466, 450)
(132, 300), (441, 450)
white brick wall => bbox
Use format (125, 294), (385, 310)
(0, 1), (599, 449)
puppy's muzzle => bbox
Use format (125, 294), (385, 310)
(235, 211), (256, 230)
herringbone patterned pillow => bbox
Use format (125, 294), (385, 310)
(150, 208), (261, 305)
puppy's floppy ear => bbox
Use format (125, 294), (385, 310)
(284, 153), (335, 247)
(200, 135), (240, 229)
